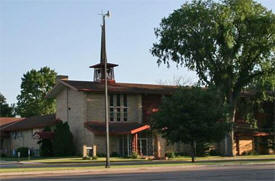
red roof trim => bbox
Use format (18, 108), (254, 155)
(130, 125), (150, 134)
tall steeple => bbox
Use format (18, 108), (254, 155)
(90, 12), (118, 83)
(100, 16), (107, 64)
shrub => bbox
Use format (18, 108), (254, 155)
(131, 152), (139, 159)
(52, 122), (75, 156)
(97, 153), (106, 157)
(165, 152), (176, 158)
(82, 156), (90, 160)
(38, 127), (53, 157)
(110, 152), (120, 157)
(92, 156), (98, 160)
(196, 142), (211, 157)
(16, 147), (33, 157)
(209, 149), (220, 156)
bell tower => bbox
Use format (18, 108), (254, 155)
(90, 11), (118, 83)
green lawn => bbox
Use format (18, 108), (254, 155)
(169, 154), (275, 161)
(0, 156), (145, 163)
(1, 154), (275, 163)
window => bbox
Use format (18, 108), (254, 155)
(110, 94), (114, 106)
(116, 95), (121, 121)
(123, 95), (128, 121)
(117, 107), (121, 121)
(117, 94), (120, 106)
(110, 107), (114, 121)
(109, 94), (128, 122)
(109, 94), (114, 121)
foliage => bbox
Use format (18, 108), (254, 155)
(52, 122), (75, 156)
(131, 152), (139, 159)
(152, 0), (274, 112)
(16, 147), (33, 157)
(165, 152), (176, 158)
(0, 92), (15, 117)
(16, 67), (57, 117)
(152, 87), (231, 162)
(37, 127), (53, 157)
(151, 0), (274, 155)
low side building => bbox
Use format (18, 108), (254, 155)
(0, 114), (59, 156)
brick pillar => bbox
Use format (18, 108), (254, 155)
(132, 134), (138, 154)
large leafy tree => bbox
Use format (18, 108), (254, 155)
(16, 67), (57, 117)
(151, 0), (275, 155)
(152, 87), (231, 162)
(0, 92), (15, 117)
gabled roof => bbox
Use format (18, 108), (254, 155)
(2, 114), (59, 132)
(47, 79), (178, 98)
(84, 121), (150, 135)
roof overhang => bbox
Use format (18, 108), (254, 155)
(84, 121), (150, 136)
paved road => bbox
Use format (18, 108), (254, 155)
(1, 164), (275, 181)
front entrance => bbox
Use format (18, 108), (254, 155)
(139, 138), (148, 156)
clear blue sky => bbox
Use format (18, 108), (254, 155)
(0, 0), (274, 104)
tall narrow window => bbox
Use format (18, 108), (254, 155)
(110, 94), (114, 106)
(109, 94), (114, 121)
(117, 94), (121, 121)
(110, 107), (114, 121)
(123, 94), (128, 121)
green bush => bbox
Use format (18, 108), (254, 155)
(16, 147), (33, 157)
(196, 142), (211, 157)
(97, 153), (106, 157)
(82, 156), (90, 160)
(165, 152), (176, 158)
(52, 122), (75, 156)
(131, 152), (139, 159)
(209, 149), (220, 156)
(110, 152), (120, 157)
(92, 156), (98, 160)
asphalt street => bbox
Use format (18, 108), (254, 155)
(1, 164), (275, 181)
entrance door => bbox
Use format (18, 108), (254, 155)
(139, 138), (148, 156)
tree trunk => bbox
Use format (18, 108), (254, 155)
(191, 140), (196, 163)
(226, 96), (238, 156)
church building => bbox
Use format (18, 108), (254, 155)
(1, 16), (273, 158)
(46, 17), (179, 158)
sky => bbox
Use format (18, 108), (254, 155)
(0, 0), (274, 104)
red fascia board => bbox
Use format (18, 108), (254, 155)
(130, 125), (150, 134)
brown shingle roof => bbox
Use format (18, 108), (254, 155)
(62, 80), (178, 95)
(0, 117), (24, 128)
(85, 121), (150, 135)
(3, 114), (59, 131)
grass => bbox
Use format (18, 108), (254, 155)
(1, 154), (275, 163)
(169, 154), (275, 161)
(1, 159), (275, 174)
(0, 156), (145, 163)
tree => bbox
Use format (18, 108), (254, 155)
(151, 0), (275, 155)
(152, 87), (231, 162)
(52, 122), (75, 156)
(37, 127), (53, 157)
(16, 67), (57, 117)
(0, 92), (15, 117)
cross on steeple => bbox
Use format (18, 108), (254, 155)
(90, 11), (118, 83)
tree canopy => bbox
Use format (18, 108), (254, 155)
(0, 92), (15, 117)
(152, 0), (274, 107)
(152, 87), (231, 162)
(16, 67), (57, 117)
(151, 0), (274, 155)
